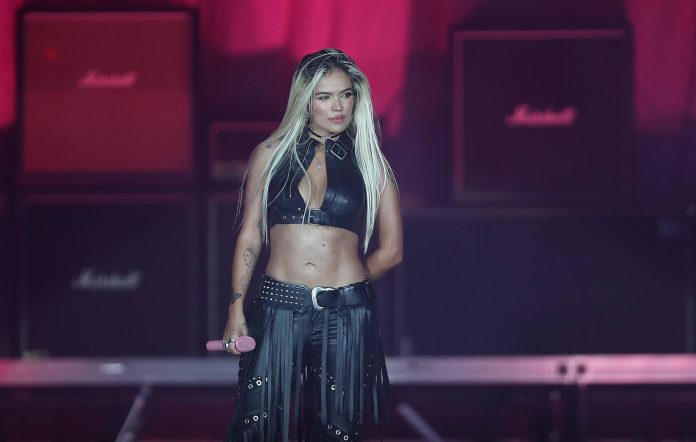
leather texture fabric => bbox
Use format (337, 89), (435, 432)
(267, 130), (366, 235)
(224, 275), (389, 441)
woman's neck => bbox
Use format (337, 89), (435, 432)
(308, 127), (341, 144)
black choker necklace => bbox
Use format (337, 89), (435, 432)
(308, 128), (341, 142)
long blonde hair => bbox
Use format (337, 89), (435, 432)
(245, 48), (395, 253)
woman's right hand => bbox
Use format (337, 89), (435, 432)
(223, 310), (249, 355)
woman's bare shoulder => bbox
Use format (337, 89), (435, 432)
(249, 139), (280, 168)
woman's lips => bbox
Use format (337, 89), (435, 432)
(328, 116), (345, 124)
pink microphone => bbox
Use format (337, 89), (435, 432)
(206, 336), (256, 353)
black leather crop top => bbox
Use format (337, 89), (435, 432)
(267, 130), (366, 235)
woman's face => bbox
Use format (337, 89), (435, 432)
(309, 68), (355, 137)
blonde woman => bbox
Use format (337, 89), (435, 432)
(223, 48), (402, 441)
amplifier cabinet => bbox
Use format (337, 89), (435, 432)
(396, 208), (686, 355)
(19, 11), (194, 186)
(19, 193), (199, 356)
(453, 29), (632, 202)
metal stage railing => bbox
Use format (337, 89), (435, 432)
(2, 355), (696, 441)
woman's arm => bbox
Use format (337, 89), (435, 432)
(223, 143), (274, 354)
(364, 175), (403, 280)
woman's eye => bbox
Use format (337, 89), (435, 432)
(342, 91), (354, 98)
(317, 96), (330, 101)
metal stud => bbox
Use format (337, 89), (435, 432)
(253, 415), (259, 422)
(256, 379), (262, 386)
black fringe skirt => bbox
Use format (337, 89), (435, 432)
(224, 275), (389, 441)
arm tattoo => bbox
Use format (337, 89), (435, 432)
(239, 248), (255, 294)
(230, 292), (242, 304)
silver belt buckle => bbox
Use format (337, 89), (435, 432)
(311, 286), (334, 311)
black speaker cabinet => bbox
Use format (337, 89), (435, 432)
(395, 208), (687, 355)
(19, 11), (194, 186)
(19, 194), (199, 356)
(0, 196), (10, 356)
(452, 29), (632, 201)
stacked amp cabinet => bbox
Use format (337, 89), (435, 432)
(17, 10), (197, 357)
(18, 194), (198, 356)
(395, 208), (689, 355)
(19, 10), (194, 187)
(388, 28), (690, 356)
(452, 29), (632, 202)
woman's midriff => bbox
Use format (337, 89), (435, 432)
(266, 224), (366, 288)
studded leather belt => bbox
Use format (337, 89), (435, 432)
(258, 275), (373, 311)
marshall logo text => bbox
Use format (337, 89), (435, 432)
(505, 103), (578, 128)
(70, 267), (143, 291)
(77, 70), (138, 89)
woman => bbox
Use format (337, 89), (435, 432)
(223, 48), (402, 441)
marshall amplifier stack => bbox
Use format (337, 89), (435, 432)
(452, 29), (632, 202)
(16, 11), (198, 357)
